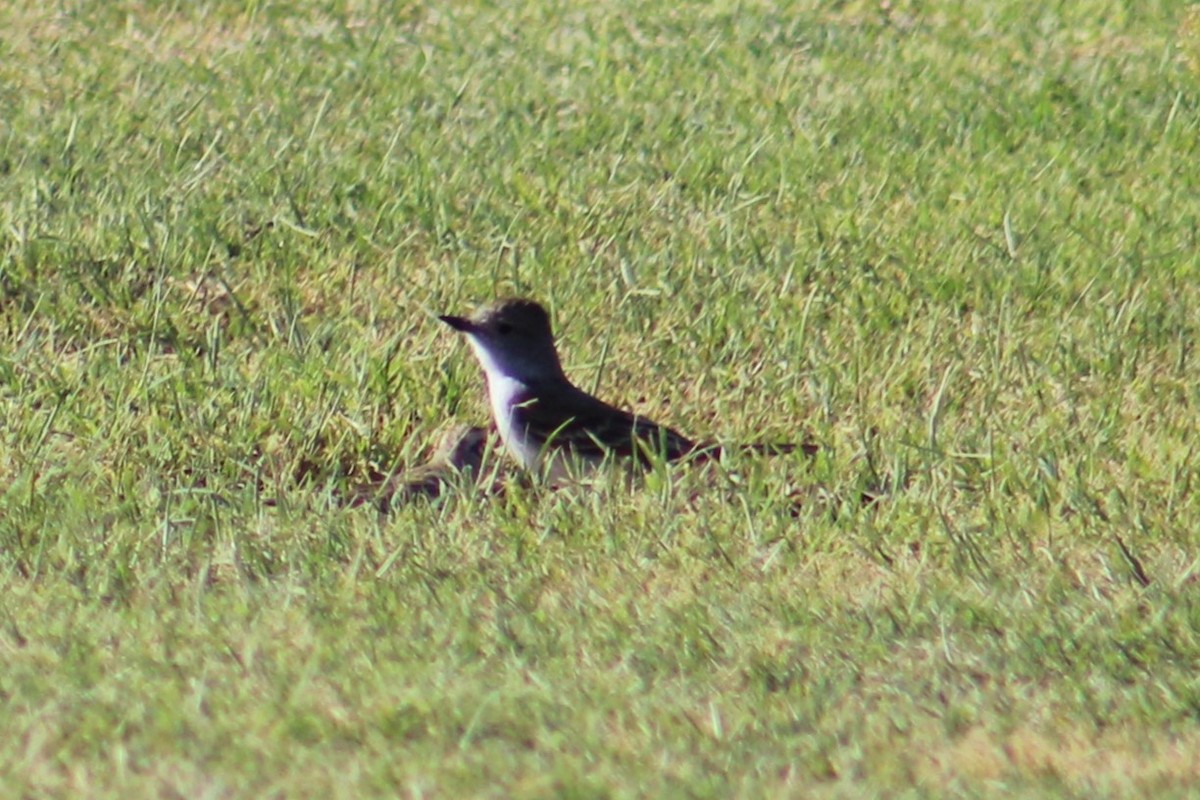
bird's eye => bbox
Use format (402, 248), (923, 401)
(497, 322), (513, 335)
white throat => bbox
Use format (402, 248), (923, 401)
(468, 338), (542, 469)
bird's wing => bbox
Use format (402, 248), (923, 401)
(512, 384), (696, 463)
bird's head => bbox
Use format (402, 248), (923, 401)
(440, 297), (565, 383)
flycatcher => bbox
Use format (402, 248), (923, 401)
(440, 298), (808, 480)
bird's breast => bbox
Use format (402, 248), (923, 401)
(486, 374), (542, 469)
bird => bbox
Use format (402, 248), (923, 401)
(348, 423), (490, 510)
(439, 297), (812, 480)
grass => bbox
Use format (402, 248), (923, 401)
(2, 0), (1200, 796)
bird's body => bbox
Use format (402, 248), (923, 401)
(440, 298), (807, 480)
(503, 375), (698, 479)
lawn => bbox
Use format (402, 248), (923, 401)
(2, 0), (1199, 796)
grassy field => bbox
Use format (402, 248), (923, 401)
(2, 0), (1199, 796)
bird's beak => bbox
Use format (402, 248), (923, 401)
(438, 314), (476, 333)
